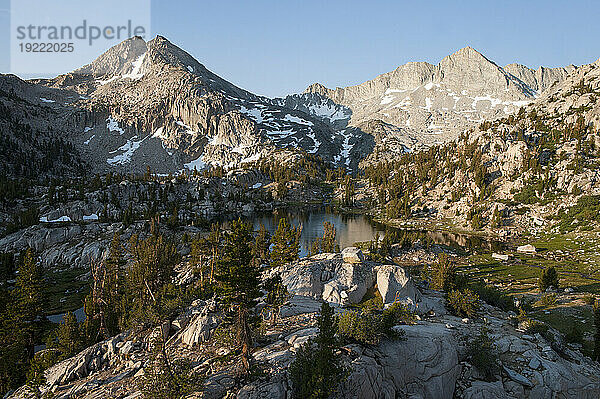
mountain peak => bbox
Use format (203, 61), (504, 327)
(73, 36), (147, 77)
(304, 82), (331, 95)
(441, 46), (495, 67)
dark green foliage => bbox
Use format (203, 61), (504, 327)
(126, 232), (180, 325)
(467, 328), (500, 381)
(270, 218), (302, 268)
(309, 221), (339, 255)
(338, 302), (413, 345)
(252, 223), (271, 265)
(215, 219), (261, 310)
(16, 249), (45, 356)
(214, 219), (261, 373)
(565, 324), (583, 345)
(539, 266), (559, 292)
(430, 253), (458, 292)
(0, 286), (28, 395)
(0, 252), (16, 280)
(446, 289), (479, 318)
(190, 223), (221, 286)
(470, 282), (515, 312)
(337, 309), (384, 345)
(558, 195), (600, 232)
(140, 336), (204, 398)
(84, 233), (126, 342)
(594, 302), (600, 361)
(382, 302), (416, 331)
(263, 274), (288, 322)
(4, 206), (39, 235)
(55, 311), (84, 359)
(289, 302), (346, 399)
(490, 206), (502, 228)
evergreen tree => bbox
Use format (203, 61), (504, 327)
(539, 266), (560, 292)
(320, 221), (338, 253)
(190, 224), (221, 286)
(84, 233), (126, 342)
(16, 249), (45, 358)
(289, 302), (346, 398)
(140, 334), (203, 398)
(55, 311), (83, 359)
(594, 301), (600, 361)
(251, 223), (271, 265)
(214, 219), (261, 374)
(0, 287), (28, 395)
(270, 218), (302, 268)
(263, 274), (288, 323)
(490, 206), (502, 228)
(126, 232), (179, 326)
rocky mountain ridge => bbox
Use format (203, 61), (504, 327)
(288, 47), (578, 164)
(1, 37), (590, 177)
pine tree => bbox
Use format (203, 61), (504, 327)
(0, 286), (28, 394)
(539, 266), (559, 292)
(309, 222), (339, 255)
(252, 223), (271, 265)
(126, 232), (179, 326)
(594, 301), (600, 361)
(140, 333), (203, 398)
(289, 302), (346, 398)
(263, 274), (288, 323)
(270, 218), (302, 268)
(214, 219), (261, 374)
(84, 233), (126, 342)
(190, 224), (222, 286)
(56, 311), (83, 358)
(490, 206), (502, 228)
(16, 249), (45, 358)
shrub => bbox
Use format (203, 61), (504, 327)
(539, 267), (559, 292)
(467, 328), (500, 381)
(337, 310), (383, 345)
(430, 254), (458, 292)
(446, 289), (479, 318)
(565, 324), (583, 345)
(583, 294), (596, 305)
(538, 293), (558, 308)
(382, 302), (416, 331)
(470, 282), (515, 312)
(360, 295), (383, 312)
(289, 302), (346, 399)
(524, 320), (549, 336)
(140, 337), (204, 399)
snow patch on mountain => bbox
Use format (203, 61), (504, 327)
(184, 155), (206, 171)
(121, 53), (146, 80)
(283, 114), (314, 126)
(106, 116), (125, 135)
(107, 135), (146, 165)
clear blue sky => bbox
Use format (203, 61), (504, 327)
(1, 0), (600, 97)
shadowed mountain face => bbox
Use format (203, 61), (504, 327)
(0, 37), (583, 177)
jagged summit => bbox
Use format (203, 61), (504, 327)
(286, 46), (581, 164)
(440, 46), (495, 66)
(304, 82), (331, 95)
(73, 35), (147, 78)
(71, 35), (213, 82)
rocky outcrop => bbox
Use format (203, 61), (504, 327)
(341, 323), (460, 399)
(375, 264), (422, 306)
(272, 250), (420, 307)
